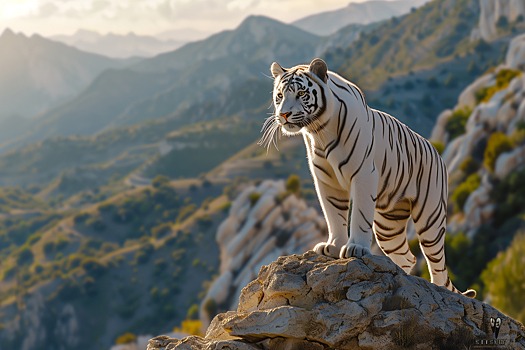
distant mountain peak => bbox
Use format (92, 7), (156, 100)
(293, 0), (429, 36)
(0, 28), (23, 40)
(1, 28), (15, 37)
(239, 15), (282, 28)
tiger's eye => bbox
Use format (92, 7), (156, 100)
(297, 90), (306, 97)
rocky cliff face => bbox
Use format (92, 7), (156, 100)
(199, 180), (326, 327)
(476, 0), (525, 41)
(431, 32), (525, 235)
(148, 251), (525, 349)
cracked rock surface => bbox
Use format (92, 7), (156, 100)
(148, 251), (525, 349)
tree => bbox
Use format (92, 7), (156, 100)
(152, 175), (170, 188)
(286, 174), (301, 194)
(483, 132), (513, 172)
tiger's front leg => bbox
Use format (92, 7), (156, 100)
(340, 164), (378, 258)
(312, 179), (350, 258)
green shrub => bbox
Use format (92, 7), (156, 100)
(43, 241), (56, 256)
(26, 234), (42, 245)
(115, 332), (137, 345)
(151, 223), (171, 238)
(483, 132), (513, 172)
(285, 174), (301, 194)
(219, 201), (231, 213)
(430, 141), (445, 155)
(2, 266), (16, 281)
(187, 304), (200, 320)
(203, 298), (218, 318)
(481, 233), (525, 323)
(475, 68), (521, 103)
(17, 247), (34, 265)
(445, 106), (472, 141)
(73, 212), (90, 225)
(33, 264), (44, 274)
(248, 192), (261, 207)
(492, 168), (525, 226)
(445, 232), (470, 264)
(176, 204), (197, 223)
(152, 175), (170, 188)
(98, 202), (116, 213)
(197, 215), (212, 228)
(134, 243), (154, 264)
(81, 258), (107, 277)
(66, 254), (83, 270)
(173, 320), (203, 336)
(459, 156), (479, 176)
(451, 173), (481, 212)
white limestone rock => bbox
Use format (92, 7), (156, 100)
(151, 252), (525, 350)
(495, 145), (525, 179)
(478, 0), (525, 42)
(506, 33), (525, 70)
(430, 109), (452, 144)
(458, 74), (494, 109)
(200, 180), (326, 328)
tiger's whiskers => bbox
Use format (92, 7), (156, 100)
(258, 115), (280, 152)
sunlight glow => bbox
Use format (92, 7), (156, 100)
(1, 0), (39, 20)
(0, 0), (357, 37)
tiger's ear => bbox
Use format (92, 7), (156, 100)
(270, 62), (286, 78)
(309, 58), (328, 83)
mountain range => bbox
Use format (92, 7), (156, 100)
(0, 29), (132, 123)
(51, 30), (188, 59)
(293, 0), (429, 35)
(0, 16), (322, 151)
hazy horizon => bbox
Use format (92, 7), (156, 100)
(0, 0), (377, 39)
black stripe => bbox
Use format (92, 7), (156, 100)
(343, 117), (358, 146)
(420, 227), (446, 247)
(383, 240), (408, 255)
(311, 118), (330, 133)
(326, 196), (349, 211)
(338, 130), (361, 173)
(313, 162), (332, 178)
(358, 209), (372, 230)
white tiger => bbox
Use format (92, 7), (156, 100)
(260, 58), (475, 297)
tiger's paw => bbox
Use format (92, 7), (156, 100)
(313, 242), (340, 258)
(340, 243), (371, 259)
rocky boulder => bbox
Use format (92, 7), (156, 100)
(148, 251), (525, 350)
(199, 180), (326, 327)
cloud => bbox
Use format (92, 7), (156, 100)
(0, 0), (351, 36)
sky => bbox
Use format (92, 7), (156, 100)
(0, 0), (369, 38)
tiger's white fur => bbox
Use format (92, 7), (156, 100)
(261, 58), (475, 297)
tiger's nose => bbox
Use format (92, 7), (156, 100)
(280, 111), (292, 121)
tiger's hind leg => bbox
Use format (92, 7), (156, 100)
(374, 199), (416, 274)
(412, 196), (476, 298)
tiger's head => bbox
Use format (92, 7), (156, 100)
(272, 58), (329, 133)
(259, 58), (329, 149)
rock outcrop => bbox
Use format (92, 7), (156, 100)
(431, 33), (525, 235)
(200, 180), (326, 327)
(148, 251), (525, 349)
(477, 0), (525, 41)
